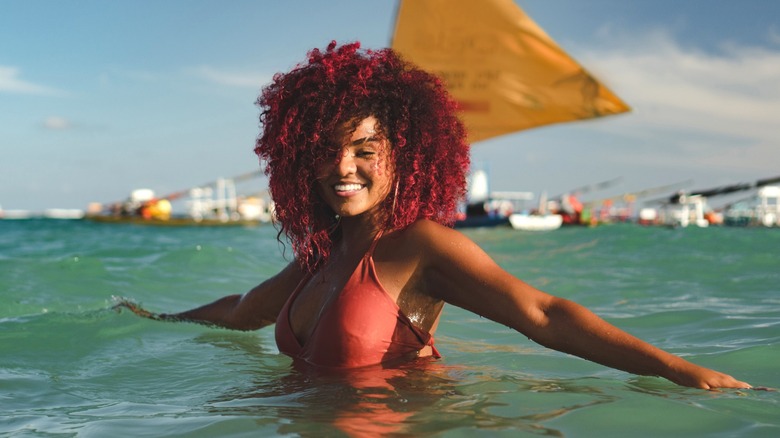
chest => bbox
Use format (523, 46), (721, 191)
(289, 252), (427, 340)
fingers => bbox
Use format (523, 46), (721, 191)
(673, 365), (752, 390)
(701, 376), (752, 390)
(111, 298), (158, 319)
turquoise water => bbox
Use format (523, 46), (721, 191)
(1, 219), (778, 437)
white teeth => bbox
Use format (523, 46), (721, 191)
(334, 183), (363, 192)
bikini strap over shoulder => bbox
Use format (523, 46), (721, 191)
(367, 229), (384, 256)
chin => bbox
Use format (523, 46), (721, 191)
(337, 210), (363, 218)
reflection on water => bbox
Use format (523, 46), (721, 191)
(209, 357), (458, 436)
(200, 330), (623, 437)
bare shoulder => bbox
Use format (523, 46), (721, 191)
(400, 221), (544, 327)
(403, 218), (450, 235)
(373, 219), (476, 282)
(413, 218), (480, 247)
(399, 219), (466, 243)
(389, 219), (485, 266)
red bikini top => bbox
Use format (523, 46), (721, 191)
(275, 232), (440, 368)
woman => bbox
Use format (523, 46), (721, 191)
(120, 41), (749, 389)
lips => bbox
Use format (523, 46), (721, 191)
(334, 183), (364, 193)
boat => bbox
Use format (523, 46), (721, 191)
(637, 207), (661, 226)
(544, 178), (622, 226)
(652, 175), (780, 228)
(507, 191), (563, 231)
(455, 172), (563, 232)
(550, 179), (692, 226)
(85, 214), (263, 227)
(660, 193), (711, 228)
(44, 208), (85, 220)
(508, 213), (563, 231)
(723, 185), (780, 227)
(0, 208), (35, 220)
(454, 168), (512, 229)
(454, 213), (509, 229)
(0, 207), (85, 220)
(85, 171), (273, 227)
(392, 0), (630, 143)
(392, 0), (631, 228)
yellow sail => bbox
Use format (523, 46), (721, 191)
(391, 0), (630, 143)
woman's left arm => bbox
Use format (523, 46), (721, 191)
(415, 221), (751, 389)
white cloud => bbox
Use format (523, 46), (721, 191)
(586, 33), (780, 133)
(189, 65), (271, 89)
(0, 66), (63, 95)
(43, 116), (73, 130)
(572, 30), (780, 174)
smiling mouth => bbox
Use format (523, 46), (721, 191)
(334, 183), (364, 193)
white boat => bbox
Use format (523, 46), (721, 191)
(665, 193), (710, 228)
(508, 191), (563, 231)
(724, 185), (780, 227)
(44, 208), (85, 219)
(0, 208), (34, 219)
(756, 186), (780, 227)
(455, 169), (528, 229)
(658, 176), (780, 228)
(509, 213), (563, 231)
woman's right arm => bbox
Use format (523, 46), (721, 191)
(413, 221), (750, 389)
(117, 261), (305, 331)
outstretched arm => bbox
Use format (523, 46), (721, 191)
(116, 261), (304, 331)
(507, 295), (748, 389)
(415, 221), (751, 389)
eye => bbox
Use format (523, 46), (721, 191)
(355, 149), (376, 158)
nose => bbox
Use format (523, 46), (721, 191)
(335, 148), (356, 176)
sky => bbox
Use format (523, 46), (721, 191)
(2, 0), (780, 212)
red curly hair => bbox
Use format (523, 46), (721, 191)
(254, 41), (470, 271)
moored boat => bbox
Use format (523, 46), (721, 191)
(724, 185), (780, 227)
(85, 214), (262, 227)
(652, 176), (780, 228)
(507, 191), (563, 231)
(508, 213), (563, 231)
(85, 171), (273, 227)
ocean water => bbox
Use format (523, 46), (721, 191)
(1, 219), (778, 437)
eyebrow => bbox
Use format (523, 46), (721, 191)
(349, 136), (381, 146)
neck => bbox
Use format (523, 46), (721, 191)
(336, 213), (386, 252)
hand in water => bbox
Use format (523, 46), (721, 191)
(112, 297), (166, 320)
(111, 296), (206, 325)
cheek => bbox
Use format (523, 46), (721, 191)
(372, 156), (394, 178)
(374, 164), (395, 196)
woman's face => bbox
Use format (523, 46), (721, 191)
(315, 116), (395, 219)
